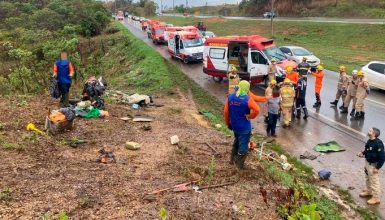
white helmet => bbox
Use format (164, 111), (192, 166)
(352, 70), (358, 75)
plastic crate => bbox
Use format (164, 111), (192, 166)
(45, 116), (74, 135)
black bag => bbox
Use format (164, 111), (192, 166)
(50, 78), (61, 99)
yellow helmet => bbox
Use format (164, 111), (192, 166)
(230, 65), (238, 73)
(357, 70), (364, 76)
(270, 79), (277, 85)
(271, 58), (277, 63)
(284, 78), (291, 84)
(316, 65), (323, 71)
(339, 65), (346, 72)
(286, 66), (293, 73)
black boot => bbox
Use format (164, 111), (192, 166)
(264, 116), (269, 124)
(354, 111), (361, 119)
(235, 154), (247, 169)
(296, 109), (301, 119)
(339, 104), (344, 109)
(360, 112), (365, 119)
(303, 108), (309, 120)
(340, 106), (348, 114)
(330, 100), (338, 106)
(230, 147), (237, 165)
(313, 102), (321, 108)
(350, 108), (355, 117)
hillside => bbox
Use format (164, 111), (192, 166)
(185, 0), (385, 18)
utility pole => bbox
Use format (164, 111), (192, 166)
(160, 0), (163, 14)
(173, 0), (175, 17)
(114, 0), (117, 14)
(270, 0), (275, 37)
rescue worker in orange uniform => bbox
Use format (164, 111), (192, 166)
(285, 66), (299, 86)
(354, 70), (369, 120)
(311, 65), (324, 108)
(224, 80), (260, 169)
(330, 65), (348, 108)
(280, 78), (295, 128)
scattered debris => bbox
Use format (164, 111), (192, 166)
(147, 180), (199, 195)
(98, 145), (116, 163)
(125, 141), (141, 150)
(215, 124), (222, 129)
(133, 116), (153, 122)
(26, 123), (46, 135)
(132, 104), (140, 110)
(282, 163), (293, 171)
(64, 138), (87, 148)
(280, 155), (288, 163)
(300, 151), (319, 160)
(204, 142), (219, 156)
(143, 194), (157, 202)
(318, 169), (332, 180)
(348, 186), (355, 190)
(170, 135), (179, 145)
(142, 124), (152, 131)
(120, 117), (131, 122)
(314, 141), (345, 153)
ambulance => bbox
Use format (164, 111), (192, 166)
(203, 35), (297, 84)
(164, 26), (200, 43)
(146, 20), (160, 39)
(151, 24), (167, 44)
(167, 31), (204, 64)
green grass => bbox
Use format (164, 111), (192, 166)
(156, 16), (385, 74)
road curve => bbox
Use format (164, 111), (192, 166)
(122, 19), (385, 218)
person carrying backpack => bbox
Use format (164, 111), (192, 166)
(53, 51), (74, 107)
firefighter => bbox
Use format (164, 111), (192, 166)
(285, 66), (299, 86)
(53, 51), (75, 107)
(228, 65), (240, 94)
(263, 79), (277, 123)
(311, 65), (324, 108)
(280, 78), (295, 128)
(268, 58), (278, 82)
(297, 57), (310, 77)
(296, 74), (308, 120)
(340, 70), (358, 116)
(224, 80), (260, 169)
(330, 65), (348, 108)
(354, 70), (369, 119)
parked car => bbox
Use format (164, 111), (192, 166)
(263, 12), (276, 18)
(279, 46), (320, 67)
(361, 61), (385, 90)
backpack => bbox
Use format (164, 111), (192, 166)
(49, 78), (61, 99)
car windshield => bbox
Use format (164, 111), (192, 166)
(155, 29), (165, 34)
(263, 47), (286, 61)
(183, 38), (203, 48)
(292, 48), (311, 56)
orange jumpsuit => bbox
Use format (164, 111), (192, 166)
(286, 71), (300, 86)
(248, 91), (268, 103)
(311, 70), (324, 104)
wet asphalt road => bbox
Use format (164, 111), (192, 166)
(122, 19), (385, 218)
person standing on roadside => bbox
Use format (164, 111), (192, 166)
(340, 70), (359, 116)
(266, 86), (280, 137)
(330, 65), (348, 108)
(358, 127), (385, 205)
(280, 78), (295, 128)
(268, 58), (278, 82)
(53, 51), (74, 107)
(224, 80), (260, 169)
(354, 70), (369, 120)
(297, 57), (310, 77)
(310, 65), (324, 108)
(295, 74), (308, 120)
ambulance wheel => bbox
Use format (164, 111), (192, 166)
(213, 76), (223, 83)
(263, 76), (269, 87)
(183, 58), (189, 64)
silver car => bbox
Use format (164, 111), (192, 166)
(279, 46), (321, 67)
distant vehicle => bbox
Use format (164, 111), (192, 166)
(147, 20), (161, 38)
(183, 12), (189, 17)
(164, 26), (199, 42)
(124, 12), (129, 17)
(201, 31), (215, 42)
(168, 31), (204, 64)
(361, 61), (385, 90)
(203, 35), (296, 83)
(117, 11), (124, 20)
(263, 12), (276, 18)
(279, 46), (320, 67)
(151, 24), (167, 44)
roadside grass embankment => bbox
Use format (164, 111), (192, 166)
(156, 16), (385, 74)
(116, 22), (381, 219)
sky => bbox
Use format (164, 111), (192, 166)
(144, 0), (239, 8)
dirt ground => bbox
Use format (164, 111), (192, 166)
(0, 91), (282, 219)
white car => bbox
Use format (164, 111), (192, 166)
(361, 61), (385, 90)
(279, 46), (320, 67)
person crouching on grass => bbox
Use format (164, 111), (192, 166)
(224, 80), (260, 169)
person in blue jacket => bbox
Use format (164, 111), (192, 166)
(53, 51), (74, 107)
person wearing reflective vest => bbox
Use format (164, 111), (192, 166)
(330, 65), (348, 108)
(297, 57), (310, 77)
(224, 80), (260, 169)
(53, 51), (74, 107)
(354, 70), (369, 120)
(295, 74), (308, 120)
(280, 78), (295, 128)
(340, 70), (359, 116)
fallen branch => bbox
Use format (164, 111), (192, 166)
(146, 180), (199, 195)
(204, 142), (219, 155)
(198, 181), (237, 190)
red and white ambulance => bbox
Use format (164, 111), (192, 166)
(151, 24), (167, 44)
(203, 35), (297, 84)
(167, 31), (204, 64)
(164, 26), (200, 42)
